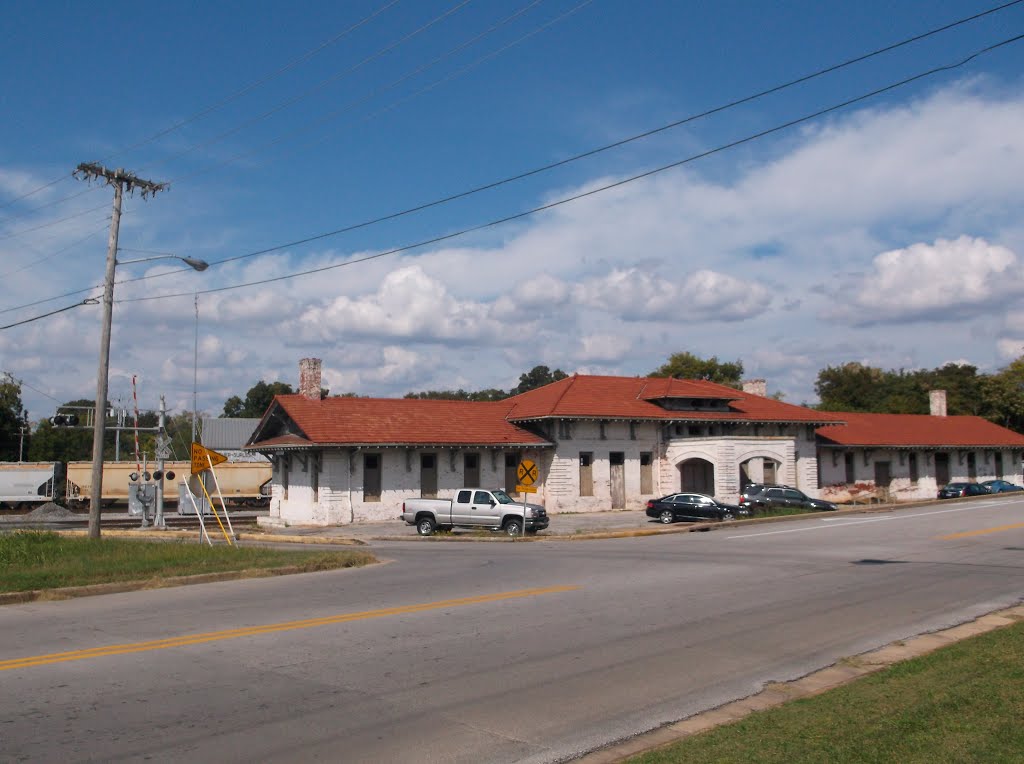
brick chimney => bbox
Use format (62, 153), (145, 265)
(299, 358), (322, 400)
(929, 389), (947, 417)
(742, 379), (767, 397)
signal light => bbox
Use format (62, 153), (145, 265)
(164, 470), (175, 481)
(49, 413), (80, 427)
(153, 470), (175, 481)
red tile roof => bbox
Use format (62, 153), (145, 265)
(504, 374), (843, 423)
(253, 395), (549, 447)
(816, 411), (1024, 448)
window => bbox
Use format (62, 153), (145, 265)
(311, 453), (319, 502)
(473, 490), (491, 504)
(908, 452), (919, 483)
(457, 489), (471, 503)
(363, 454), (381, 502)
(464, 453), (480, 486)
(967, 452), (977, 479)
(640, 452), (653, 495)
(629, 422), (637, 440)
(996, 451), (1004, 479)
(844, 452), (855, 484)
(558, 420), (572, 440)
(579, 452), (593, 497)
(599, 421), (607, 440)
(280, 454), (290, 500)
(763, 460), (777, 485)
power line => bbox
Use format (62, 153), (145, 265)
(114, 32), (1024, 305)
(167, 0), (1024, 252)
(0, 2), (402, 216)
(0, 225), (108, 279)
(0, 298), (98, 331)
(6, 13), (1022, 316)
(176, 0), (585, 184)
(0, 203), (111, 241)
(146, 0), (475, 172)
(112, 0), (403, 159)
(1, 370), (64, 404)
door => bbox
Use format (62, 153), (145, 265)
(874, 461), (891, 489)
(935, 452), (950, 486)
(471, 489), (501, 526)
(610, 452), (625, 509)
(505, 453), (519, 496)
(464, 453), (480, 487)
(420, 453), (438, 498)
(679, 458), (715, 495)
(450, 489), (474, 525)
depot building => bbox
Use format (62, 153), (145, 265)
(245, 359), (1024, 527)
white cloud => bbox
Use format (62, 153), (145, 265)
(826, 236), (1024, 325)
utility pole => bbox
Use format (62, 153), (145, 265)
(74, 163), (167, 539)
(192, 293), (199, 444)
(155, 395), (170, 529)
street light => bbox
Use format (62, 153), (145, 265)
(89, 252), (208, 538)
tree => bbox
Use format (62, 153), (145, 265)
(28, 399), (106, 462)
(649, 352), (744, 387)
(221, 381), (294, 418)
(980, 357), (1024, 431)
(0, 379), (27, 461)
(510, 366), (568, 396)
(814, 362), (984, 415)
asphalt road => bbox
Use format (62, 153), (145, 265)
(2, 497), (1023, 762)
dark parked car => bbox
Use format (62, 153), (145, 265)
(738, 484), (837, 512)
(938, 482), (990, 499)
(980, 479), (1024, 494)
(645, 493), (748, 523)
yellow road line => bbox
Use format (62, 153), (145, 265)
(0, 585), (579, 672)
(937, 522), (1024, 540)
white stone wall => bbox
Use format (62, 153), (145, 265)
(542, 420), (661, 513)
(818, 447), (1024, 502)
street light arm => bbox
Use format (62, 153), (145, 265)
(116, 254), (209, 271)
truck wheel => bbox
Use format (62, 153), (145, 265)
(416, 517), (437, 536)
(503, 518), (523, 537)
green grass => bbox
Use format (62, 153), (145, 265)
(631, 619), (1024, 764)
(0, 530), (377, 593)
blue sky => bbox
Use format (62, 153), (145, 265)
(2, 0), (1024, 426)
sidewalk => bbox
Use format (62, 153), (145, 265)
(255, 509), (658, 542)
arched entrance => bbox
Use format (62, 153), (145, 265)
(679, 458), (715, 495)
(739, 457), (780, 490)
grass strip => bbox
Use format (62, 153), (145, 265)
(631, 619), (1024, 764)
(0, 530), (376, 593)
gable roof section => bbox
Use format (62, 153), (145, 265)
(248, 395), (549, 448)
(504, 374), (842, 423)
(201, 417), (261, 450)
(816, 412), (1024, 448)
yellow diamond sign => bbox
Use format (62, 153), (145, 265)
(191, 442), (228, 475)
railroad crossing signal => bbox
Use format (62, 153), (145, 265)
(517, 459), (538, 486)
(191, 442), (227, 475)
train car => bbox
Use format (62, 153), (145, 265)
(0, 462), (59, 510)
(65, 460), (270, 508)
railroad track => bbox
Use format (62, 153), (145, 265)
(1, 512), (263, 532)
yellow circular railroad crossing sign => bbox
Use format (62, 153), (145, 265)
(517, 459), (538, 486)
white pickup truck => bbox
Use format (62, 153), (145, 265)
(400, 488), (549, 536)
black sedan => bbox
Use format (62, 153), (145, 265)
(645, 493), (748, 523)
(937, 482), (990, 499)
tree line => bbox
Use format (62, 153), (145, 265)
(6, 353), (1024, 463)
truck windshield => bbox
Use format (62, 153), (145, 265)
(492, 489), (516, 505)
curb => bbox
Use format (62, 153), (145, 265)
(573, 603), (1024, 763)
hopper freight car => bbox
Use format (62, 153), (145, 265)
(0, 462), (59, 509)
(0, 460), (271, 510)
(65, 461), (271, 508)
